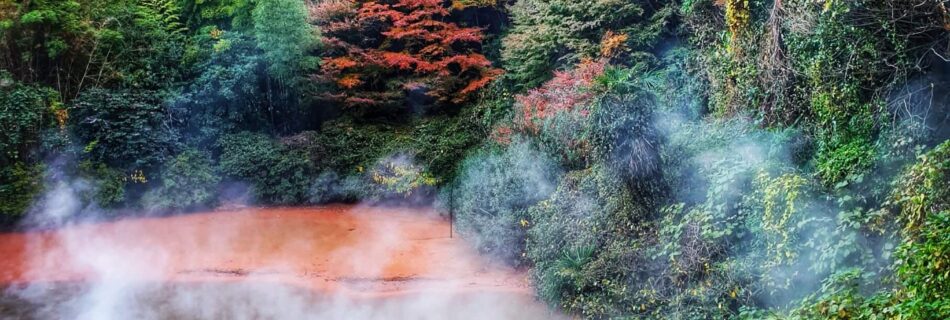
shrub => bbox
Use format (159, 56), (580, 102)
(142, 149), (221, 211)
(453, 139), (560, 264)
(0, 163), (45, 220)
(894, 211), (950, 319)
(76, 161), (129, 209)
(588, 92), (663, 198)
(308, 172), (366, 204)
(508, 60), (605, 168)
(890, 141), (950, 318)
(366, 154), (439, 204)
(526, 166), (651, 317)
(217, 132), (311, 204)
(0, 79), (59, 166)
(71, 88), (179, 171)
(304, 113), (482, 183)
(780, 269), (897, 320)
(892, 141), (950, 236)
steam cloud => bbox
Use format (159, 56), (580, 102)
(1, 164), (561, 319)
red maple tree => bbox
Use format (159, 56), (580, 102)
(314, 0), (501, 112)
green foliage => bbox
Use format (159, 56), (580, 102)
(304, 113), (482, 183)
(454, 139), (560, 264)
(367, 154), (439, 202)
(0, 163), (45, 219)
(77, 161), (128, 208)
(217, 132), (311, 204)
(501, 0), (673, 89)
(892, 141), (950, 236)
(176, 32), (271, 145)
(122, 0), (188, 88)
(755, 269), (897, 320)
(70, 88), (179, 171)
(252, 0), (318, 84)
(178, 0), (255, 30)
(0, 79), (59, 166)
(888, 141), (950, 318)
(142, 149), (221, 211)
(588, 92), (663, 198)
(527, 166), (650, 317)
(893, 211), (950, 319)
(175, 31), (305, 144)
(1, 0), (188, 95)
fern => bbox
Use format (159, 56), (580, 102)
(139, 0), (187, 35)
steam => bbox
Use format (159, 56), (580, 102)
(2, 164), (560, 319)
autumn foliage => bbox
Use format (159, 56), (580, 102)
(314, 0), (501, 112)
(514, 59), (606, 132)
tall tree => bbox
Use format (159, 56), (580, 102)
(252, 0), (318, 84)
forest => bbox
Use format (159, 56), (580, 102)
(1, 0), (949, 318)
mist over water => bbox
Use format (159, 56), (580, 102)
(0, 180), (560, 319)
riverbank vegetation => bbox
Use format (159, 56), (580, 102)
(2, 0), (949, 318)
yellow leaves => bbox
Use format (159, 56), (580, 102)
(519, 218), (529, 228)
(449, 0), (496, 10)
(128, 170), (148, 184)
(209, 27), (223, 40)
(53, 106), (68, 130)
(721, 0), (750, 47)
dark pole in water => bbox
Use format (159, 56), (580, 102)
(449, 186), (454, 238)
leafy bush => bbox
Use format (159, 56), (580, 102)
(76, 161), (129, 209)
(453, 139), (560, 264)
(71, 88), (180, 171)
(893, 141), (950, 236)
(894, 211), (950, 318)
(0, 163), (45, 220)
(364, 154), (440, 204)
(773, 269), (897, 320)
(890, 141), (950, 318)
(217, 132), (312, 204)
(526, 166), (649, 317)
(302, 113), (482, 183)
(0, 80), (59, 166)
(308, 172), (366, 204)
(142, 149), (221, 211)
(510, 60), (606, 168)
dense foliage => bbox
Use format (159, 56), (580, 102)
(1, 0), (949, 318)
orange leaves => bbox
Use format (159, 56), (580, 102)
(440, 26), (482, 45)
(600, 31), (629, 58)
(326, 57), (359, 70)
(337, 74), (362, 89)
(514, 59), (606, 130)
(457, 73), (496, 97)
(381, 52), (418, 70)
